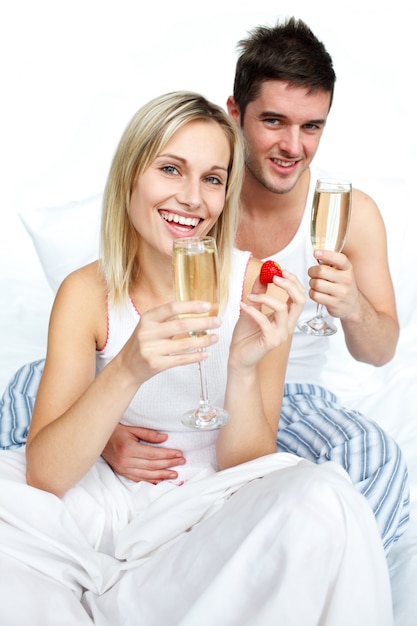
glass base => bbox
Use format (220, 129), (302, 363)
(297, 316), (337, 336)
(181, 406), (230, 430)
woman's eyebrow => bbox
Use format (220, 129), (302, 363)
(157, 153), (228, 172)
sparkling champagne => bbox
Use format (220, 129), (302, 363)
(173, 240), (219, 335)
(172, 236), (229, 429)
(297, 178), (352, 337)
(311, 189), (351, 252)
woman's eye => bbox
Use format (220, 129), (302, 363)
(162, 165), (179, 175)
(205, 176), (222, 185)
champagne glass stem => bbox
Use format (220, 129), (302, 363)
(196, 349), (212, 417)
(312, 303), (326, 328)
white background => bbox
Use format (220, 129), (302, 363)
(0, 0), (415, 385)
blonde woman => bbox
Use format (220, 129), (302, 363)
(0, 92), (392, 625)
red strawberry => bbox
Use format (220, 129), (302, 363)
(259, 260), (283, 284)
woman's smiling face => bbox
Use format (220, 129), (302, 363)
(129, 119), (231, 257)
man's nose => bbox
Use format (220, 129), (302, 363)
(278, 126), (301, 156)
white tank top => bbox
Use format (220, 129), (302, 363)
(266, 167), (334, 384)
(95, 249), (251, 481)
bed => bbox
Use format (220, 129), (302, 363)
(0, 173), (416, 624)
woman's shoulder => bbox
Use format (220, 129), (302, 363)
(57, 261), (106, 298)
(244, 254), (262, 283)
(52, 261), (108, 345)
(230, 247), (257, 273)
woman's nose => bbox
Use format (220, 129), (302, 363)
(177, 178), (202, 210)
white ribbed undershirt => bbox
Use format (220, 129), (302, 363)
(96, 248), (251, 481)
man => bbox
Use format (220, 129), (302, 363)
(9, 18), (407, 553)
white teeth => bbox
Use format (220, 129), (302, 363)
(160, 211), (200, 227)
(273, 159), (294, 168)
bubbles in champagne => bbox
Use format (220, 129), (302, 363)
(311, 190), (351, 252)
(173, 245), (219, 318)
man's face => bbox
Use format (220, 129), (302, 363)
(231, 81), (331, 195)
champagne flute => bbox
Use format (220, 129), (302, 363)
(297, 178), (352, 336)
(173, 236), (230, 430)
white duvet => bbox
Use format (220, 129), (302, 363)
(0, 445), (395, 626)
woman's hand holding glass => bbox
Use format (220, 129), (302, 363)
(121, 299), (221, 390)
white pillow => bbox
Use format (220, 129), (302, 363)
(20, 193), (102, 292)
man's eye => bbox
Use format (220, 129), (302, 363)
(264, 118), (280, 126)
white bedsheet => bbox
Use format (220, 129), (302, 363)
(0, 447), (395, 625)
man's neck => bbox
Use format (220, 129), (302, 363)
(236, 169), (311, 259)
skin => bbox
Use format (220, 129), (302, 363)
(25, 119), (305, 496)
(101, 80), (399, 483)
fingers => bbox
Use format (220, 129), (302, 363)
(273, 270), (306, 309)
(126, 301), (222, 379)
(309, 252), (353, 301)
(141, 300), (222, 341)
(151, 300), (219, 325)
(314, 250), (351, 271)
(240, 300), (289, 349)
(102, 426), (186, 484)
(112, 458), (185, 484)
(242, 270), (306, 340)
(125, 442), (185, 468)
(248, 270), (306, 315)
(125, 426), (168, 444)
(121, 445), (186, 483)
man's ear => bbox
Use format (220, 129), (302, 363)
(226, 96), (240, 123)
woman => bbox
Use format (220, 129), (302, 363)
(0, 92), (392, 625)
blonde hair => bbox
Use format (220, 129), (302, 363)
(100, 91), (244, 307)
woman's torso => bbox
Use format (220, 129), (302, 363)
(96, 248), (251, 482)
